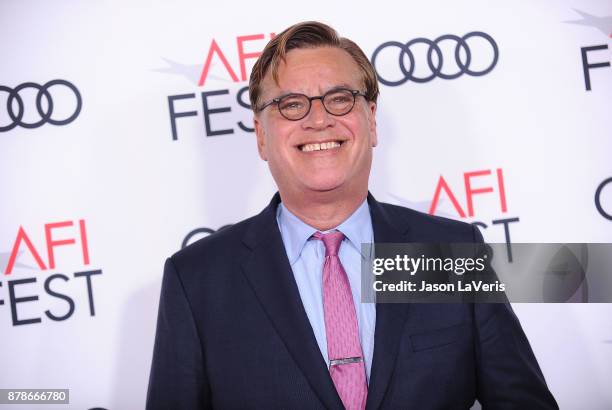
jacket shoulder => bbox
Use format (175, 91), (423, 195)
(378, 201), (482, 242)
(168, 213), (257, 272)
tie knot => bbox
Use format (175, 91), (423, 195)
(313, 231), (345, 256)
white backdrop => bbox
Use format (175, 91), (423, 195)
(1, 0), (611, 408)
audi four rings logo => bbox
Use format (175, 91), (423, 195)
(0, 79), (82, 132)
(371, 31), (499, 86)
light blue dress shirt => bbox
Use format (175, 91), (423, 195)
(276, 200), (376, 382)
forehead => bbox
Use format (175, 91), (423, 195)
(263, 47), (363, 96)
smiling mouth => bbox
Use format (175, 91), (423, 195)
(299, 141), (344, 152)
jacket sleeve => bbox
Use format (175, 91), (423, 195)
(473, 303), (558, 409)
(146, 257), (211, 409)
(470, 226), (558, 409)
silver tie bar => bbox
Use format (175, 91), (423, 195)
(329, 357), (363, 367)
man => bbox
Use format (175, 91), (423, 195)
(147, 21), (558, 409)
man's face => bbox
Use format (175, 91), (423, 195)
(254, 47), (377, 200)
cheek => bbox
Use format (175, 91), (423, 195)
(267, 124), (298, 152)
(350, 120), (375, 147)
(265, 132), (294, 164)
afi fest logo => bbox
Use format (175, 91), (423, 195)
(1, 220), (103, 326)
(564, 9), (612, 91)
(428, 168), (519, 261)
(158, 33), (275, 140)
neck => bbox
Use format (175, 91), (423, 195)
(279, 188), (368, 231)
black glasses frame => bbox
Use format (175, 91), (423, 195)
(257, 88), (367, 121)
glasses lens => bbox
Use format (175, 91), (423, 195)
(278, 94), (309, 120)
(323, 89), (355, 115)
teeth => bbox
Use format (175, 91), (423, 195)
(301, 141), (342, 152)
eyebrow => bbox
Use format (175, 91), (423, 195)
(276, 83), (359, 96)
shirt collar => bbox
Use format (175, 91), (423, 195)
(336, 200), (373, 258)
(276, 199), (373, 265)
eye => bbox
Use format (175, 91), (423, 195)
(279, 96), (306, 111)
(326, 91), (353, 106)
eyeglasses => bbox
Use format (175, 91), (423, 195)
(257, 88), (367, 121)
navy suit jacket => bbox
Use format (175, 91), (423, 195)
(147, 193), (558, 409)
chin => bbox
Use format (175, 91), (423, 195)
(301, 177), (346, 193)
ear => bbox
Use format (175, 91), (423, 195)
(368, 102), (378, 147)
(254, 116), (268, 161)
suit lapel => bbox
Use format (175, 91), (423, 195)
(366, 194), (412, 410)
(240, 194), (344, 409)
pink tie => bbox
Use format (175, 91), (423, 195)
(313, 231), (367, 410)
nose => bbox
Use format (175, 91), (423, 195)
(301, 98), (335, 130)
